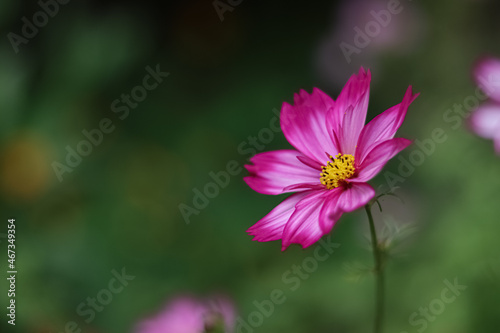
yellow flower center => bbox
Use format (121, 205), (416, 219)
(320, 153), (356, 189)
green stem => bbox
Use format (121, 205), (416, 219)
(365, 204), (385, 333)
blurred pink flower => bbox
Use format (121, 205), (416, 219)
(470, 57), (500, 154)
(245, 68), (418, 251)
(316, 0), (425, 89)
(136, 295), (235, 333)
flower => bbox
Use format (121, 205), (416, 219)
(470, 57), (500, 154)
(315, 0), (425, 90)
(135, 295), (235, 333)
(244, 68), (418, 251)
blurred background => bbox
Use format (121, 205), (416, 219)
(0, 0), (499, 332)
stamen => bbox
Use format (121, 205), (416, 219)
(320, 153), (356, 189)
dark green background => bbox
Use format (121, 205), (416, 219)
(0, 0), (499, 332)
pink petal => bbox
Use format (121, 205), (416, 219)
(296, 154), (323, 170)
(244, 150), (320, 195)
(318, 188), (344, 233)
(474, 57), (500, 103)
(136, 296), (206, 333)
(283, 183), (325, 192)
(353, 138), (412, 182)
(282, 190), (332, 250)
(338, 92), (370, 154)
(247, 192), (309, 242)
(356, 86), (419, 163)
(328, 68), (371, 150)
(294, 87), (335, 109)
(280, 89), (339, 164)
(337, 183), (375, 212)
(469, 103), (500, 140)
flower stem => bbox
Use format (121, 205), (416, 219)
(365, 204), (385, 333)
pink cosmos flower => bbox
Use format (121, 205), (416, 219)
(244, 68), (418, 251)
(470, 57), (500, 154)
(135, 295), (235, 333)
